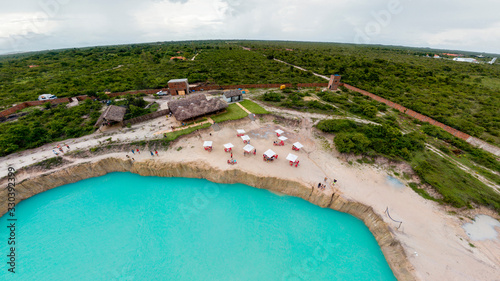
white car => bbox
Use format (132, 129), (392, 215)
(156, 91), (167, 96)
(38, 94), (57, 101)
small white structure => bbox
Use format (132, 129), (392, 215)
(224, 143), (234, 149)
(278, 136), (288, 141)
(275, 129), (284, 135)
(243, 144), (255, 152)
(453, 57), (478, 63)
(241, 135), (251, 142)
(38, 94), (57, 101)
(264, 149), (277, 158)
(286, 153), (298, 162)
(223, 90), (243, 103)
(203, 141), (213, 147)
(236, 129), (245, 136)
(293, 142), (303, 149)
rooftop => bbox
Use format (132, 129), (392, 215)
(168, 78), (188, 83)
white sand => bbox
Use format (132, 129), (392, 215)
(1, 111), (499, 281)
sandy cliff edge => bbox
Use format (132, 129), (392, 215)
(0, 157), (415, 280)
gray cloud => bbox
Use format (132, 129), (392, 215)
(0, 0), (499, 54)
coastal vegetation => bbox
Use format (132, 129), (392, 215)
(0, 100), (102, 156)
(250, 41), (500, 146)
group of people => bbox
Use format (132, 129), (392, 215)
(150, 150), (159, 157)
(53, 144), (70, 156)
(317, 178), (338, 190)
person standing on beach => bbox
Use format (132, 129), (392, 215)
(65, 144), (70, 150)
(137, 148), (140, 154)
(155, 150), (159, 156)
(150, 151), (154, 157)
(231, 152), (233, 159)
(131, 149), (135, 154)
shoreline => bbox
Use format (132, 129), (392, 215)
(0, 158), (416, 280)
(0, 115), (499, 280)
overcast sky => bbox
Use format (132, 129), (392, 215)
(1, 0), (499, 55)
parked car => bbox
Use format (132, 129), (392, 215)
(38, 94), (57, 101)
(156, 91), (167, 96)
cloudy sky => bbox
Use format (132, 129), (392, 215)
(1, 0), (499, 55)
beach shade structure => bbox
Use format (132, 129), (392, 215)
(203, 141), (213, 152)
(292, 142), (304, 151)
(236, 129), (245, 137)
(286, 153), (300, 167)
(241, 135), (251, 144)
(275, 129), (284, 137)
(278, 136), (288, 141)
(263, 149), (278, 162)
(243, 144), (256, 155)
(224, 143), (234, 152)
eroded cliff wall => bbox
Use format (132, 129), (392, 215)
(0, 158), (416, 280)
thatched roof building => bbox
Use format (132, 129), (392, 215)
(94, 105), (127, 127)
(168, 94), (228, 121)
(222, 89), (243, 103)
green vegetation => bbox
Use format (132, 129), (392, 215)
(251, 41), (500, 145)
(210, 103), (248, 123)
(0, 100), (102, 156)
(112, 95), (155, 120)
(261, 89), (340, 114)
(31, 156), (64, 170)
(0, 41), (322, 109)
(163, 123), (211, 141)
(316, 119), (500, 213)
(238, 100), (269, 114)
(411, 150), (500, 212)
(317, 119), (425, 160)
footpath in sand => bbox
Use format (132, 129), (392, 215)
(1, 106), (499, 281)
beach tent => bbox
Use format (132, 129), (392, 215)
(243, 144), (255, 152)
(241, 135), (251, 142)
(236, 129), (245, 136)
(286, 153), (298, 162)
(278, 136), (288, 141)
(275, 129), (284, 135)
(293, 142), (303, 149)
(264, 149), (277, 158)
(224, 143), (234, 149)
(203, 141), (213, 147)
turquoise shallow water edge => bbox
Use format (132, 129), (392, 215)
(0, 172), (396, 280)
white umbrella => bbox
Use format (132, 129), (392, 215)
(278, 136), (288, 141)
(243, 144), (255, 152)
(264, 149), (276, 158)
(286, 153), (298, 162)
(241, 135), (251, 141)
(293, 142), (303, 149)
(275, 129), (284, 134)
(236, 129), (245, 134)
(224, 143), (234, 149)
(203, 141), (213, 147)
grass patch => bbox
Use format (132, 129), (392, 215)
(31, 157), (63, 169)
(163, 123), (211, 141)
(408, 182), (438, 202)
(411, 150), (500, 213)
(210, 103), (248, 123)
(238, 100), (269, 114)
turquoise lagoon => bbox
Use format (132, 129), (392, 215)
(0, 172), (396, 280)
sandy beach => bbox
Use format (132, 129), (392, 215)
(1, 111), (499, 281)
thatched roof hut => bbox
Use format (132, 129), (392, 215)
(94, 105), (126, 127)
(223, 90), (242, 98)
(168, 94), (228, 121)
